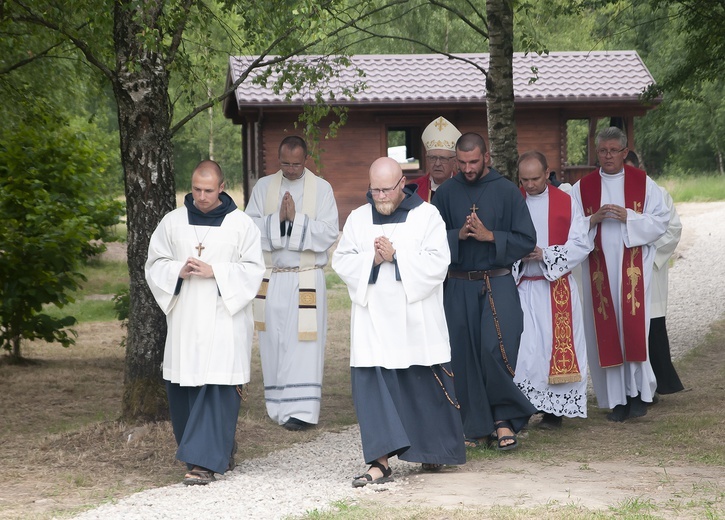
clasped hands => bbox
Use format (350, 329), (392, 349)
(180, 257), (214, 279)
(458, 212), (494, 242)
(522, 246), (543, 263)
(373, 236), (396, 266)
(279, 191), (296, 222)
(590, 203), (627, 228)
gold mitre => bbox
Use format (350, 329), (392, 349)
(422, 116), (462, 152)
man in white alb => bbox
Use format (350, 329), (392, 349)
(246, 136), (339, 431)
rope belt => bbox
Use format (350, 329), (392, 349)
(448, 267), (515, 377)
(271, 265), (324, 273)
(447, 268), (511, 280)
(520, 275), (547, 281)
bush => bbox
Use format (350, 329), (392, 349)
(0, 114), (125, 360)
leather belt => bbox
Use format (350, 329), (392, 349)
(447, 268), (511, 281)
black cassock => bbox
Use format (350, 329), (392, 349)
(433, 169), (538, 439)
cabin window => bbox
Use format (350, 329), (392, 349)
(566, 119), (589, 166)
(386, 126), (422, 173)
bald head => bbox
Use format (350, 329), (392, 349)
(369, 157), (405, 215)
(370, 157), (402, 185)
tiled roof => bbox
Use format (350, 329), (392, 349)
(228, 51), (656, 107)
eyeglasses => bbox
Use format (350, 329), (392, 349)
(369, 176), (403, 196)
(427, 155), (454, 165)
(280, 162), (304, 170)
(597, 147), (626, 157)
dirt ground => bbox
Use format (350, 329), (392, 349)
(0, 203), (723, 519)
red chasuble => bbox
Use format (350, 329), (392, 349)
(521, 186), (582, 384)
(411, 175), (433, 202)
(579, 166), (648, 368)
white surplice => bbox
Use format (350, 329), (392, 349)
(245, 172), (339, 425)
(332, 201), (451, 368)
(512, 186), (593, 417)
(571, 170), (670, 409)
(651, 186), (682, 318)
(145, 208), (265, 387)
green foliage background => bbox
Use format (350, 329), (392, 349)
(0, 110), (125, 356)
(3, 0), (722, 192)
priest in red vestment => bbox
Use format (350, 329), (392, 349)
(571, 127), (670, 422)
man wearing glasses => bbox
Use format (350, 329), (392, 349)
(333, 157), (465, 487)
(246, 136), (339, 431)
(570, 126), (670, 422)
(411, 116), (461, 202)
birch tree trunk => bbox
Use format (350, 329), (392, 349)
(485, 0), (518, 182)
(113, 1), (177, 421)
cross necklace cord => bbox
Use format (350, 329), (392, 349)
(193, 226), (212, 257)
(464, 182), (488, 216)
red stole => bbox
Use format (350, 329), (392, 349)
(522, 186), (582, 384)
(580, 166), (647, 368)
(412, 175), (433, 202)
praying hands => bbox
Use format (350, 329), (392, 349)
(180, 257), (215, 279)
(458, 212), (494, 242)
(279, 191), (296, 222)
(373, 236), (396, 265)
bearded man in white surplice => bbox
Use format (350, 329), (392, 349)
(333, 157), (465, 488)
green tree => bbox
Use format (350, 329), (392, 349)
(642, 0), (725, 98)
(0, 113), (124, 363)
(1, 0), (402, 421)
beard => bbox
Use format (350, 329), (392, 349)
(463, 165), (485, 183)
(374, 199), (397, 215)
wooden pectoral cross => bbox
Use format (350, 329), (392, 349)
(195, 243), (205, 257)
(470, 204), (479, 214)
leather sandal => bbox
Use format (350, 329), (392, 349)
(183, 467), (216, 486)
(352, 460), (393, 488)
(494, 420), (518, 451)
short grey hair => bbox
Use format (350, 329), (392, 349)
(595, 127), (627, 149)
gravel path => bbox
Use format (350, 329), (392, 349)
(664, 202), (725, 359)
(74, 201), (725, 520)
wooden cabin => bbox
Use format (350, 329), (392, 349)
(223, 51), (660, 225)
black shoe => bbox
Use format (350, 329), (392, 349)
(628, 395), (648, 418)
(648, 393), (660, 406)
(283, 417), (313, 431)
(537, 413), (563, 430)
(606, 403), (630, 422)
